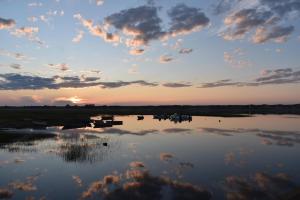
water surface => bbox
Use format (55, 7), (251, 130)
(1, 115), (300, 199)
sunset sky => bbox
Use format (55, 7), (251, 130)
(0, 0), (300, 105)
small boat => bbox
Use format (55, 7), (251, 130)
(137, 115), (144, 120)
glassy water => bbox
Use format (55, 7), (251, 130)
(0, 115), (300, 200)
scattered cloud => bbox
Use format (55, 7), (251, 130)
(28, 2), (43, 7)
(179, 48), (193, 54)
(95, 0), (105, 6)
(72, 30), (84, 43)
(252, 26), (294, 44)
(162, 82), (192, 88)
(159, 55), (174, 63)
(0, 49), (29, 61)
(200, 68), (300, 88)
(10, 26), (43, 45)
(0, 17), (16, 30)
(0, 73), (159, 90)
(224, 48), (251, 68)
(129, 48), (145, 55)
(219, 0), (300, 43)
(48, 63), (70, 71)
(104, 5), (166, 47)
(9, 63), (22, 70)
(168, 4), (210, 37)
(27, 16), (38, 23)
(74, 14), (120, 43)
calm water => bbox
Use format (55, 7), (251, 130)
(1, 115), (300, 200)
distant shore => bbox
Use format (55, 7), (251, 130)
(0, 105), (299, 129)
(0, 104), (300, 117)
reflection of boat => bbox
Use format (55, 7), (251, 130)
(93, 120), (123, 128)
(137, 116), (144, 120)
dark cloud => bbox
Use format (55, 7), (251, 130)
(105, 5), (166, 46)
(168, 4), (210, 36)
(253, 25), (295, 43)
(0, 73), (158, 90)
(77, 4), (209, 49)
(162, 82), (192, 88)
(0, 17), (16, 29)
(200, 79), (241, 88)
(179, 48), (193, 54)
(100, 80), (158, 89)
(10, 63), (21, 70)
(200, 68), (300, 88)
(212, 0), (236, 15)
(220, 0), (300, 43)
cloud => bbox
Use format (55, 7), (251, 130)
(95, 0), (104, 6)
(0, 63), (22, 70)
(48, 63), (70, 71)
(252, 25), (294, 43)
(74, 14), (120, 43)
(199, 68), (300, 88)
(54, 96), (84, 104)
(212, 0), (235, 15)
(104, 5), (166, 47)
(10, 26), (43, 45)
(27, 16), (38, 23)
(162, 82), (192, 88)
(129, 48), (145, 55)
(159, 55), (174, 63)
(179, 48), (193, 54)
(220, 0), (300, 43)
(28, 2), (43, 7)
(19, 96), (42, 106)
(74, 4), (209, 52)
(0, 17), (16, 29)
(0, 49), (28, 61)
(0, 73), (158, 90)
(72, 30), (84, 43)
(9, 63), (21, 70)
(99, 80), (158, 89)
(168, 4), (210, 37)
(224, 48), (251, 68)
(200, 79), (241, 88)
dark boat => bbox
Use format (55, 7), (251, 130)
(137, 115), (144, 120)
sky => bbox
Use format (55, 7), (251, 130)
(0, 0), (300, 106)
